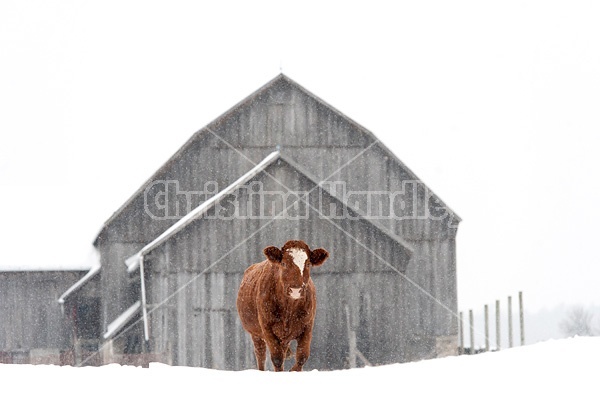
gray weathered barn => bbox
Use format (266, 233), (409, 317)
(0, 75), (460, 369)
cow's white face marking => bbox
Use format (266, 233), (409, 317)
(288, 248), (308, 275)
(289, 287), (302, 300)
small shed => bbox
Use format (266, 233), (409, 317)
(0, 266), (90, 365)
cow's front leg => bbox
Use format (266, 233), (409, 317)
(270, 346), (286, 371)
(262, 328), (285, 371)
(266, 340), (285, 371)
(290, 329), (312, 372)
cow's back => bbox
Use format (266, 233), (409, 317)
(236, 261), (269, 336)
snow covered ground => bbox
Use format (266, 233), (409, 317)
(2, 337), (597, 399)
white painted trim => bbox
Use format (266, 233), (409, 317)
(0, 265), (91, 272)
(140, 255), (149, 341)
(103, 300), (142, 340)
(57, 263), (101, 304)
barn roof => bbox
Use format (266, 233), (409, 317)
(94, 74), (460, 245)
(125, 151), (280, 273)
(124, 151), (414, 274)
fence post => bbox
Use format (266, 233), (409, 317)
(484, 304), (490, 352)
(459, 311), (464, 355)
(495, 300), (501, 351)
(508, 296), (513, 348)
(469, 309), (474, 354)
(519, 291), (525, 346)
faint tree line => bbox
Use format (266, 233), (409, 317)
(560, 306), (599, 337)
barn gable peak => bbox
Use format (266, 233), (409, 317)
(204, 73), (376, 148)
(95, 74), (460, 245)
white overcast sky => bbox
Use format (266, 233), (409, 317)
(1, 1), (599, 313)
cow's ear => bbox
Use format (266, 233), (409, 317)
(264, 246), (283, 263)
(310, 248), (329, 266)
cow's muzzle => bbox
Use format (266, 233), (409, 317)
(288, 283), (306, 300)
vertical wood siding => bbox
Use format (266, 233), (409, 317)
(0, 272), (83, 351)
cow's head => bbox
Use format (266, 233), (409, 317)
(263, 240), (329, 300)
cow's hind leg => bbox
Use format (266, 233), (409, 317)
(251, 335), (267, 371)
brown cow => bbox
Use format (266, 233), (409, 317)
(236, 240), (329, 371)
